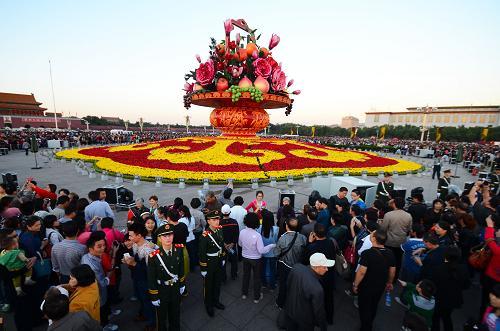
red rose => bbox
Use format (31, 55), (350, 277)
(252, 58), (272, 79)
(196, 60), (215, 86)
(271, 68), (286, 91)
(267, 57), (279, 70)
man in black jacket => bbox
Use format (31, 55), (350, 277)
(407, 193), (427, 224)
(284, 253), (333, 331)
(305, 223), (336, 325)
(415, 233), (444, 281)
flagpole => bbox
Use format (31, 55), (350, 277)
(49, 60), (58, 129)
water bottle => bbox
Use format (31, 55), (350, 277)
(385, 291), (391, 307)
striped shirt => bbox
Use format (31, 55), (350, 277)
(51, 239), (86, 276)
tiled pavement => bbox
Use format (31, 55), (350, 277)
(0, 149), (483, 330)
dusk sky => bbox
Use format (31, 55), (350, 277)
(1, 1), (500, 126)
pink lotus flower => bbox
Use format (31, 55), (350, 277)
(271, 68), (286, 91)
(229, 65), (244, 78)
(236, 33), (241, 45)
(252, 58), (272, 79)
(183, 82), (194, 93)
(196, 54), (201, 63)
(287, 79), (294, 88)
(196, 60), (215, 86)
(269, 34), (280, 50)
(292, 90), (301, 95)
(224, 19), (233, 34)
(252, 50), (258, 59)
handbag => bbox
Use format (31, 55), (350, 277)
(43, 231), (56, 258)
(468, 239), (494, 270)
(343, 243), (357, 266)
(331, 238), (350, 278)
(33, 252), (52, 278)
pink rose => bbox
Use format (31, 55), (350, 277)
(196, 60), (215, 86)
(271, 68), (286, 91)
(252, 58), (272, 79)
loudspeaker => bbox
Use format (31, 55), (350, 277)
(2, 173), (18, 189)
(390, 188), (407, 201)
(103, 185), (134, 205)
(279, 190), (295, 209)
(464, 182), (474, 191)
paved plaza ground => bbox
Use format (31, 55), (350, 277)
(0, 148), (483, 330)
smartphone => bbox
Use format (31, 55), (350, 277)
(123, 253), (131, 259)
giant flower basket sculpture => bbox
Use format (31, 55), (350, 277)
(183, 19), (299, 136)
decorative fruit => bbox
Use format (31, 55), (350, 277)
(253, 76), (270, 93)
(259, 47), (269, 58)
(216, 78), (229, 92)
(246, 43), (258, 57)
(193, 83), (204, 91)
(236, 48), (247, 62)
(238, 76), (252, 88)
(216, 44), (225, 56)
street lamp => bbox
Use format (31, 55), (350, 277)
(296, 125), (299, 136)
(417, 106), (438, 142)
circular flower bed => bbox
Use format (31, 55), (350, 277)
(56, 137), (423, 183)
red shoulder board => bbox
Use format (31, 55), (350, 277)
(217, 225), (223, 229)
(175, 244), (184, 248)
(149, 249), (160, 258)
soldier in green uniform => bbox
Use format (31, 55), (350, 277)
(489, 166), (500, 195)
(376, 172), (394, 203)
(198, 210), (226, 317)
(148, 224), (185, 331)
(438, 169), (452, 201)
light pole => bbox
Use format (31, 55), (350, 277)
(417, 106), (437, 142)
(185, 115), (190, 134)
(296, 125), (299, 136)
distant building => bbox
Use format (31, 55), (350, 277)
(0, 92), (82, 129)
(364, 106), (500, 128)
(101, 116), (122, 124)
(341, 116), (360, 128)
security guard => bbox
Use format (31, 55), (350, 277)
(148, 224), (185, 331)
(199, 210), (226, 317)
(490, 166), (500, 195)
(438, 169), (452, 200)
(376, 172), (394, 203)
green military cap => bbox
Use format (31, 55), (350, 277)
(384, 172), (392, 177)
(206, 210), (221, 220)
(156, 223), (174, 237)
(443, 169), (451, 174)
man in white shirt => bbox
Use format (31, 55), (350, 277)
(230, 196), (247, 232)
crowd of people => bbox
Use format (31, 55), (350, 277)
(0, 163), (499, 330)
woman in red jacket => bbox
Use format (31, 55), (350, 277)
(481, 214), (500, 318)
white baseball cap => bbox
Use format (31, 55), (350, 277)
(221, 204), (231, 215)
(309, 253), (335, 267)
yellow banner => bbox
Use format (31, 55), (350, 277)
(379, 126), (386, 140)
(435, 127), (442, 143)
(350, 127), (357, 139)
(311, 127), (316, 137)
(481, 128), (489, 141)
